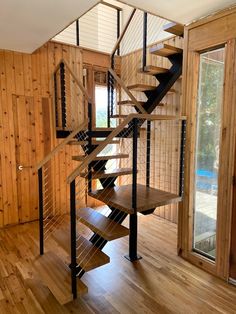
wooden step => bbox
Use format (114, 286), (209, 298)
(79, 168), (133, 179)
(163, 22), (184, 36)
(72, 153), (129, 162)
(67, 140), (88, 146)
(34, 251), (88, 305)
(118, 100), (146, 106)
(77, 207), (129, 241)
(127, 83), (156, 92)
(52, 228), (110, 272)
(94, 127), (115, 131)
(111, 114), (128, 119)
(56, 127), (73, 132)
(118, 100), (165, 107)
(138, 65), (168, 75)
(89, 184), (181, 214)
(92, 139), (120, 145)
(150, 43), (183, 57)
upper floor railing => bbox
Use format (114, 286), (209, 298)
(54, 59), (91, 131)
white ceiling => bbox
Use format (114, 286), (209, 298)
(1, 0), (236, 53)
(117, 0), (236, 24)
(0, 0), (99, 53)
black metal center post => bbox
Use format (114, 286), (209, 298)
(125, 118), (142, 261)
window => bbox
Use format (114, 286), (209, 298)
(193, 48), (225, 260)
(95, 85), (108, 128)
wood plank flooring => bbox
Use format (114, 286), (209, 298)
(0, 214), (236, 313)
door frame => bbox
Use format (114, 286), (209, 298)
(229, 138), (236, 280)
(179, 8), (236, 280)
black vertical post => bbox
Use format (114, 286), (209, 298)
(70, 179), (77, 299)
(142, 12), (148, 70)
(146, 120), (151, 187)
(38, 167), (44, 255)
(111, 55), (115, 70)
(179, 120), (186, 197)
(117, 9), (120, 56)
(107, 71), (111, 128)
(132, 118), (138, 211)
(60, 62), (66, 129)
(111, 75), (114, 118)
(54, 73), (59, 128)
(88, 102), (93, 193)
(125, 118), (142, 262)
(76, 20), (80, 46)
(111, 53), (115, 70)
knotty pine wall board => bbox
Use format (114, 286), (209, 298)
(0, 42), (84, 227)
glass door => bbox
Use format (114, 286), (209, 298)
(193, 48), (225, 260)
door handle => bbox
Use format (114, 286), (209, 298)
(18, 165), (32, 171)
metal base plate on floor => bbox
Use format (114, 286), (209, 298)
(124, 254), (142, 262)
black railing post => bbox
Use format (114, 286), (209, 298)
(88, 102), (93, 193)
(117, 9), (120, 56)
(60, 62), (66, 129)
(54, 73), (59, 128)
(111, 53), (115, 70)
(146, 120), (151, 187)
(38, 167), (44, 255)
(132, 118), (138, 211)
(125, 118), (142, 262)
(107, 71), (111, 128)
(70, 179), (77, 299)
(111, 74), (114, 118)
(76, 19), (80, 46)
(142, 12), (148, 70)
(179, 120), (186, 197)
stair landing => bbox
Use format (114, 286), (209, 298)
(89, 184), (181, 214)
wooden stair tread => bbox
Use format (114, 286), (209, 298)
(150, 43), (183, 57)
(93, 127), (115, 131)
(92, 139), (120, 145)
(52, 228), (110, 272)
(138, 65), (168, 75)
(163, 22), (184, 36)
(77, 207), (129, 241)
(67, 140), (88, 145)
(34, 251), (88, 305)
(118, 100), (165, 107)
(127, 83), (156, 92)
(111, 114), (128, 119)
(72, 154), (129, 161)
(79, 168), (133, 179)
(118, 100), (146, 106)
(89, 184), (181, 214)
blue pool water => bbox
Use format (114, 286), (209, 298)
(195, 169), (217, 193)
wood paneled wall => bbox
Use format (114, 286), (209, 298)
(120, 36), (183, 223)
(0, 36), (183, 227)
(0, 41), (116, 228)
(0, 42), (83, 227)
